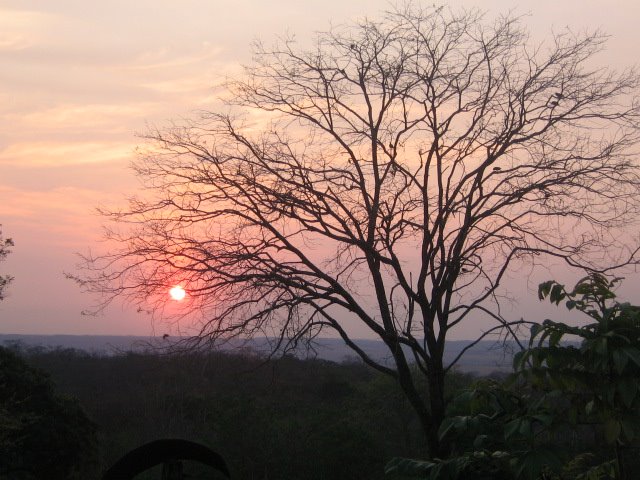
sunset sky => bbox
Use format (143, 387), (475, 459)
(1, 0), (639, 339)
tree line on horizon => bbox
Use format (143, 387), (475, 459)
(2, 339), (433, 479)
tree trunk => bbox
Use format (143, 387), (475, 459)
(395, 354), (448, 457)
(400, 378), (441, 457)
(426, 360), (448, 458)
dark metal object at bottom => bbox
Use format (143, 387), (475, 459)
(102, 438), (230, 479)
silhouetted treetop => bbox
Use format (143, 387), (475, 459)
(75, 4), (640, 456)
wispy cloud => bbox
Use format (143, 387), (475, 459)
(3, 103), (157, 135)
(0, 141), (133, 167)
(0, 8), (54, 51)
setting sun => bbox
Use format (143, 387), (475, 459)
(169, 285), (186, 301)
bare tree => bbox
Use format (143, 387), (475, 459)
(76, 5), (640, 455)
(0, 225), (13, 301)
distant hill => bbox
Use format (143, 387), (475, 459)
(0, 334), (516, 374)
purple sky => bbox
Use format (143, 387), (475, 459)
(1, 0), (639, 339)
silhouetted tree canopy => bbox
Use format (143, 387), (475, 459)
(76, 4), (640, 456)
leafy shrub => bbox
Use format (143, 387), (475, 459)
(0, 346), (97, 480)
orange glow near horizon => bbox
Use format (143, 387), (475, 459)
(169, 285), (187, 301)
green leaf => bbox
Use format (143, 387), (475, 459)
(530, 323), (542, 340)
(549, 329), (563, 346)
(574, 280), (592, 295)
(491, 451), (511, 459)
(531, 414), (553, 427)
(438, 417), (457, 441)
(385, 457), (437, 476)
(550, 284), (566, 305)
(538, 281), (554, 300)
(513, 350), (525, 371)
(504, 419), (521, 440)
(622, 346), (640, 368)
(612, 348), (629, 374)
